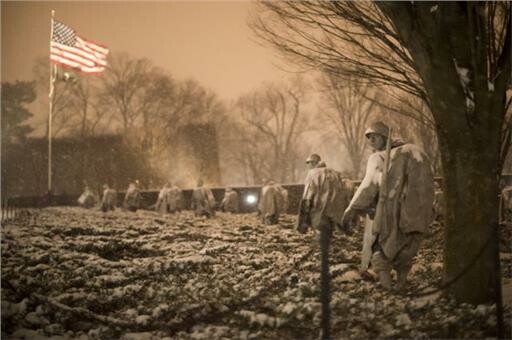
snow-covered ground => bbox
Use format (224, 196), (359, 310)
(1, 207), (510, 339)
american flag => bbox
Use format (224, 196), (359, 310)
(50, 21), (109, 74)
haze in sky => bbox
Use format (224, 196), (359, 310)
(1, 1), (347, 172)
(1, 1), (292, 102)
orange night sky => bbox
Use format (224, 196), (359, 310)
(1, 1), (291, 102)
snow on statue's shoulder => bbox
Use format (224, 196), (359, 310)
(400, 144), (425, 163)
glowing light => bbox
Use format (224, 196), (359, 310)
(245, 194), (257, 205)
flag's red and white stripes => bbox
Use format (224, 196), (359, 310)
(50, 21), (109, 74)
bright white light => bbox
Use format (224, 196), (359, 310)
(245, 194), (257, 205)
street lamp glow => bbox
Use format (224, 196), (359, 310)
(245, 194), (257, 205)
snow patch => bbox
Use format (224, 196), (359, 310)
(199, 244), (230, 255)
(152, 304), (169, 318)
(330, 263), (351, 276)
(123, 308), (138, 319)
(238, 310), (283, 328)
(339, 270), (362, 282)
(396, 313), (412, 327)
(466, 97), (475, 111)
(96, 273), (127, 285)
(453, 58), (474, 113)
(25, 312), (50, 326)
(2, 298), (28, 317)
(389, 188), (396, 198)
(282, 302), (297, 315)
(474, 304), (491, 316)
(175, 254), (214, 264)
(121, 332), (154, 340)
(11, 328), (42, 339)
(400, 144), (425, 163)
(488, 81), (495, 92)
(136, 315), (151, 325)
(454, 61), (470, 86)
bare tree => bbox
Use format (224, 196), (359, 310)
(251, 2), (511, 304)
(317, 74), (379, 178)
(1, 81), (35, 144)
(33, 57), (114, 138)
(65, 76), (113, 138)
(151, 78), (227, 185)
(225, 119), (272, 185)
(101, 53), (180, 177)
(102, 53), (229, 185)
(33, 57), (78, 137)
(30, 52), (230, 190)
(230, 79), (311, 184)
(100, 53), (155, 134)
(101, 54), (221, 149)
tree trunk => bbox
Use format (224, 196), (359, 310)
(376, 1), (509, 304)
(439, 128), (499, 303)
(430, 58), (505, 304)
(428, 62), (503, 304)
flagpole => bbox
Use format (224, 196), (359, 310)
(48, 10), (57, 195)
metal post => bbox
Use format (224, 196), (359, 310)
(320, 220), (332, 340)
(48, 10), (56, 194)
(494, 222), (505, 338)
(6, 198), (10, 220)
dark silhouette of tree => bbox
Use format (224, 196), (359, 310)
(1, 81), (37, 197)
(1, 81), (36, 144)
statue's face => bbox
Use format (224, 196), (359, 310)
(367, 133), (386, 151)
(306, 160), (318, 170)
